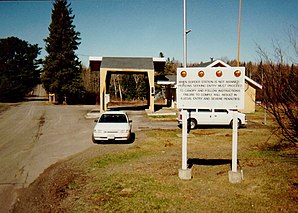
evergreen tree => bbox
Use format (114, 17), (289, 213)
(42, 0), (83, 104)
(0, 37), (40, 101)
(164, 57), (179, 75)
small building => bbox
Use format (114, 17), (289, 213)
(243, 76), (262, 113)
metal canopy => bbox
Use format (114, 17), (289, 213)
(101, 57), (154, 70)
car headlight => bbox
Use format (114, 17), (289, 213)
(94, 129), (105, 133)
(119, 129), (129, 133)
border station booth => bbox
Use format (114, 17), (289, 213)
(89, 57), (166, 112)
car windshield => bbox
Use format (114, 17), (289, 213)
(99, 114), (127, 123)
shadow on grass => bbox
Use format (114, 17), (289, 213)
(187, 158), (233, 169)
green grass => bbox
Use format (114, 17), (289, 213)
(88, 174), (181, 212)
(91, 149), (149, 169)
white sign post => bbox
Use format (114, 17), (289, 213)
(178, 109), (192, 180)
(232, 111), (238, 172)
(181, 110), (188, 170)
(176, 66), (245, 183)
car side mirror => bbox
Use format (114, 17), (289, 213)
(94, 119), (98, 123)
(129, 120), (132, 123)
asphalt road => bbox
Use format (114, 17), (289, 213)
(0, 101), (178, 212)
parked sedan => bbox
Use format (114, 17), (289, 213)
(92, 111), (132, 143)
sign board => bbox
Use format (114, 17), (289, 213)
(177, 67), (245, 109)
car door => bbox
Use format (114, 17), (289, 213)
(196, 109), (212, 125)
(213, 109), (230, 125)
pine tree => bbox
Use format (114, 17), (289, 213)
(42, 0), (83, 104)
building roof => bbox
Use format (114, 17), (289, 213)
(89, 56), (166, 71)
(206, 59), (231, 68)
(206, 59), (262, 89)
(245, 76), (263, 89)
(101, 57), (154, 69)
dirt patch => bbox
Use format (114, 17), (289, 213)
(13, 161), (80, 212)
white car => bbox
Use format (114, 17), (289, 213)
(92, 111), (132, 143)
(177, 108), (247, 129)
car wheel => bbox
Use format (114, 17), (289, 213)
(238, 119), (241, 128)
(188, 118), (197, 129)
(230, 119), (241, 128)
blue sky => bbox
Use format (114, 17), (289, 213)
(0, 0), (297, 66)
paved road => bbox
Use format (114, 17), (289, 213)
(0, 101), (95, 212)
(0, 101), (178, 212)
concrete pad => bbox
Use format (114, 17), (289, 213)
(178, 168), (192, 180)
(228, 170), (243, 183)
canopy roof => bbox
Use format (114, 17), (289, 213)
(89, 56), (165, 72)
